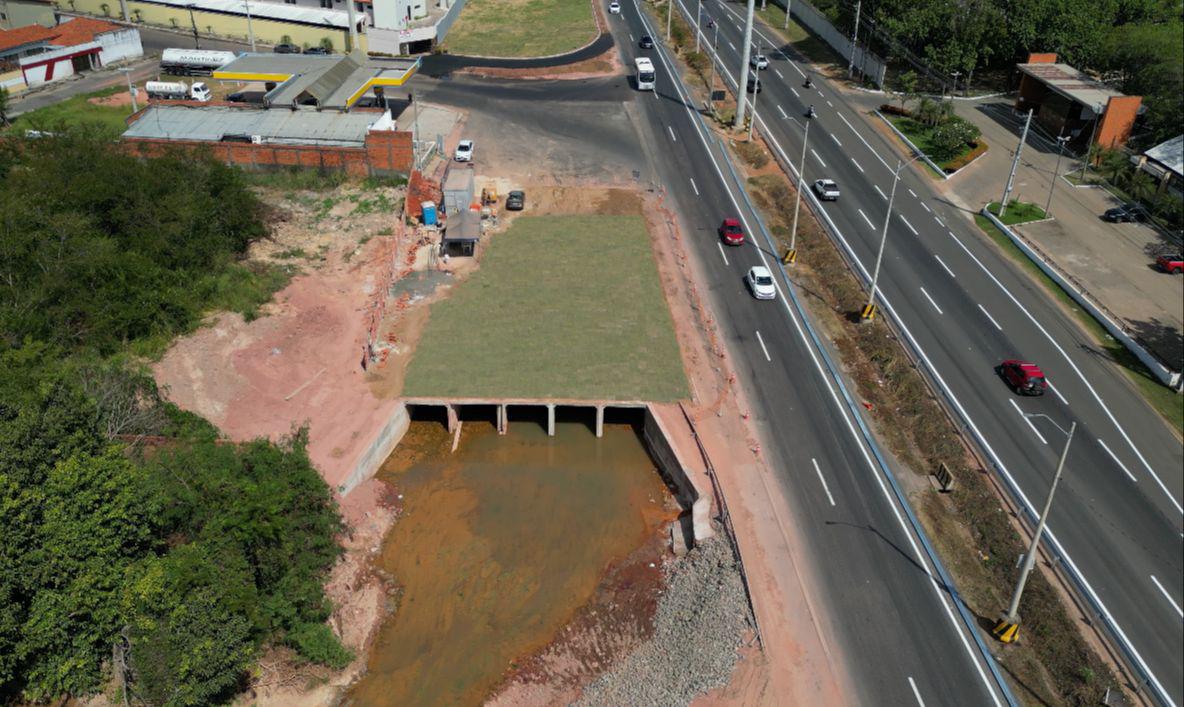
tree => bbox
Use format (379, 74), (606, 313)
(930, 120), (981, 160)
(0, 87), (11, 128)
(896, 70), (919, 110)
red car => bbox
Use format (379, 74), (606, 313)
(719, 218), (745, 246)
(1155, 254), (1183, 274)
(999, 360), (1048, 396)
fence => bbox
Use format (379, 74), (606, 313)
(767, 0), (887, 86)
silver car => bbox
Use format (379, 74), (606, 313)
(812, 178), (840, 201)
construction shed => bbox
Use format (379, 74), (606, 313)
(1015, 52), (1142, 151)
(442, 209), (481, 257)
(442, 167), (475, 214)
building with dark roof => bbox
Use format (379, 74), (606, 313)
(1016, 52), (1142, 151)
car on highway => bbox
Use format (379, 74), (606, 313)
(609, 1), (621, 13)
(455, 139), (474, 162)
(998, 360), (1048, 396)
(719, 218), (745, 246)
(746, 75), (761, 93)
(746, 265), (776, 300)
(639, 35), (654, 49)
(1103, 202), (1149, 222)
(812, 178), (840, 201)
(1156, 253), (1183, 274)
(303, 46), (332, 55)
(750, 54), (769, 70)
(273, 42), (300, 54)
(506, 190), (526, 211)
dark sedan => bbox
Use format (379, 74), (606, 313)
(506, 190), (526, 211)
(639, 35), (654, 49)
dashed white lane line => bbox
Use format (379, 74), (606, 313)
(830, 133), (842, 146)
(668, 125), (677, 142)
(935, 254), (956, 278)
(858, 208), (874, 229)
(908, 188), (918, 198)
(1098, 438), (1138, 483)
(777, 104), (787, 119)
(1010, 399), (1049, 445)
(920, 202), (931, 213)
(978, 304), (1003, 331)
(811, 149), (826, 168)
(716, 242), (729, 265)
(874, 184), (887, 199)
(690, 177), (699, 196)
(1149, 575), (1183, 618)
(933, 215), (945, 227)
(900, 215), (918, 236)
(791, 87), (800, 98)
(728, 40), (737, 52)
(812, 458), (836, 506)
(774, 69), (783, 79)
(851, 157), (865, 173)
(755, 330), (772, 362)
(909, 677), (927, 707)
(826, 99), (833, 107)
(629, 33), (634, 42)
(920, 287), (943, 314)
(1045, 377), (1068, 405)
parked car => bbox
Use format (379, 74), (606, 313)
(999, 360), (1048, 396)
(455, 139), (474, 162)
(639, 35), (654, 49)
(746, 266), (776, 300)
(609, 1), (621, 13)
(719, 218), (745, 246)
(1103, 203), (1149, 223)
(506, 190), (526, 211)
(303, 46), (332, 55)
(812, 178), (840, 201)
(273, 42), (300, 54)
(746, 75), (761, 93)
(750, 54), (769, 70)
(1155, 253), (1184, 274)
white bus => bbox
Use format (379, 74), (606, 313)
(635, 57), (656, 91)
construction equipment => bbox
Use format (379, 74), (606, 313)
(480, 185), (499, 206)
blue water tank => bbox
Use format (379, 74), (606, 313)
(421, 200), (438, 226)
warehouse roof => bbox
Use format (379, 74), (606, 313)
(123, 104), (386, 147)
(132, 0), (350, 28)
(215, 52), (419, 110)
(1016, 62), (1125, 111)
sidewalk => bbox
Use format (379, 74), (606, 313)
(945, 99), (1183, 371)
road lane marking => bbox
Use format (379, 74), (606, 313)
(812, 458), (836, 506)
(728, 40), (737, 52)
(920, 287), (943, 314)
(921, 202), (931, 212)
(858, 208), (874, 229)
(668, 125), (677, 142)
(756, 330), (771, 361)
(851, 157), (865, 173)
(1098, 439), (1138, 483)
(1010, 399), (1048, 445)
(934, 215), (944, 227)
(935, 254), (956, 278)
(1149, 575), (1182, 618)
(775, 69), (783, 79)
(1045, 377), (1068, 405)
(908, 188), (918, 198)
(777, 104), (787, 119)
(811, 149), (826, 167)
(978, 304), (1003, 330)
(690, 177), (699, 195)
(830, 133), (842, 146)
(909, 677), (927, 707)
(900, 215), (918, 235)
(791, 87), (800, 98)
(629, 33), (634, 41)
(874, 184), (887, 199)
(716, 242), (729, 265)
(837, 113), (856, 132)
(826, 99), (833, 107)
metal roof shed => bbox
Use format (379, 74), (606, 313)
(442, 167), (475, 214)
(441, 210), (481, 257)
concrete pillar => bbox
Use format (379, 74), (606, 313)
(546, 404), (556, 437)
(595, 405), (604, 438)
(497, 404), (507, 435)
(446, 404), (457, 433)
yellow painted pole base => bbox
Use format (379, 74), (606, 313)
(860, 303), (878, 321)
(783, 249), (797, 264)
(992, 618), (1019, 643)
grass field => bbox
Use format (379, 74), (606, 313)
(404, 215), (687, 401)
(986, 200), (1046, 225)
(4, 86), (133, 136)
(444, 0), (598, 58)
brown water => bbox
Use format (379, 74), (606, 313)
(346, 419), (674, 707)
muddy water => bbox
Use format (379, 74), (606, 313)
(347, 419), (675, 707)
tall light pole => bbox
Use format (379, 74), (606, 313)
(243, 0), (256, 51)
(746, 39), (762, 139)
(666, 0), (672, 41)
(784, 117), (812, 265)
(949, 70), (961, 99)
(345, 0), (358, 52)
(999, 108), (1033, 219)
(1044, 133), (1070, 218)
(994, 418), (1076, 643)
(120, 67), (137, 113)
(707, 22), (719, 96)
(185, 4), (199, 48)
(862, 154), (921, 320)
(846, 0), (861, 78)
(783, 0), (791, 29)
(734, 0), (756, 129)
(695, 0), (702, 53)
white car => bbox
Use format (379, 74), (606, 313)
(750, 54), (769, 70)
(746, 265), (777, 300)
(609, 1), (621, 13)
(812, 178), (840, 200)
(455, 139), (474, 162)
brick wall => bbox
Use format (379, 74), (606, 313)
(406, 169), (442, 220)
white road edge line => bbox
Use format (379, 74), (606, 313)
(811, 148), (826, 168)
(909, 677), (927, 707)
(920, 287), (943, 314)
(900, 215), (918, 236)
(755, 329), (771, 362)
(1010, 398), (1048, 445)
(1149, 575), (1183, 619)
(668, 125), (677, 142)
(978, 304), (1003, 331)
(1098, 438), (1138, 483)
(716, 241), (729, 266)
(935, 254), (956, 278)
(857, 208), (874, 229)
(1045, 377), (1068, 405)
(812, 458), (836, 506)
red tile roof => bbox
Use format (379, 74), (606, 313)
(0, 24), (59, 53)
(0, 17), (121, 54)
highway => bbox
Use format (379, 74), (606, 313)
(663, 0), (1184, 702)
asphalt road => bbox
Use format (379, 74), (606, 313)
(677, 0), (1184, 702)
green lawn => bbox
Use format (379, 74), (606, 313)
(4, 86), (133, 136)
(404, 215), (687, 401)
(986, 200), (1046, 225)
(444, 0), (598, 58)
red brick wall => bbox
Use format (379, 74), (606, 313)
(406, 169), (442, 220)
(1097, 95), (1142, 150)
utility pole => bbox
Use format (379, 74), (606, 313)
(748, 46), (761, 140)
(862, 155), (920, 320)
(1045, 133), (1070, 217)
(244, 0), (256, 51)
(666, 0), (672, 41)
(695, 0), (702, 53)
(345, 0), (358, 52)
(994, 420), (1076, 643)
(785, 118), (811, 265)
(120, 68), (137, 113)
(186, 4), (199, 48)
(846, 0), (861, 78)
(734, 0), (756, 129)
(411, 88), (420, 167)
(950, 70), (961, 99)
(999, 108), (1033, 219)
(784, 0), (791, 30)
(708, 22), (719, 96)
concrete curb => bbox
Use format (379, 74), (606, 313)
(873, 109), (950, 180)
(980, 208), (1181, 388)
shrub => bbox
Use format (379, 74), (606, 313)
(930, 120), (980, 161)
(287, 623), (354, 669)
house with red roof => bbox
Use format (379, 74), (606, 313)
(0, 16), (142, 88)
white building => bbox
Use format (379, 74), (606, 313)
(1, 16), (143, 87)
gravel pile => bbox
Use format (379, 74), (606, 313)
(575, 534), (753, 706)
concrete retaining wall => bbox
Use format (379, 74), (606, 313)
(340, 401), (409, 495)
(643, 406), (713, 543)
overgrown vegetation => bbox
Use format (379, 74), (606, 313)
(2, 85), (134, 137)
(883, 98), (986, 172)
(0, 131), (350, 704)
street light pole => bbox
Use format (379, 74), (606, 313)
(747, 45), (761, 141)
(1045, 132), (1070, 217)
(785, 118), (811, 264)
(666, 0), (673, 41)
(847, 0), (861, 78)
(186, 4), (199, 48)
(994, 420), (1077, 643)
(734, 0), (756, 129)
(120, 68), (137, 113)
(862, 155), (920, 320)
(695, 0), (702, 52)
(999, 108), (1033, 219)
(708, 23), (719, 95)
(784, 0), (791, 29)
(244, 0), (256, 52)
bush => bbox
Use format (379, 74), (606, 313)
(930, 119), (981, 161)
(287, 622), (353, 669)
(942, 139), (988, 172)
(734, 140), (769, 169)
